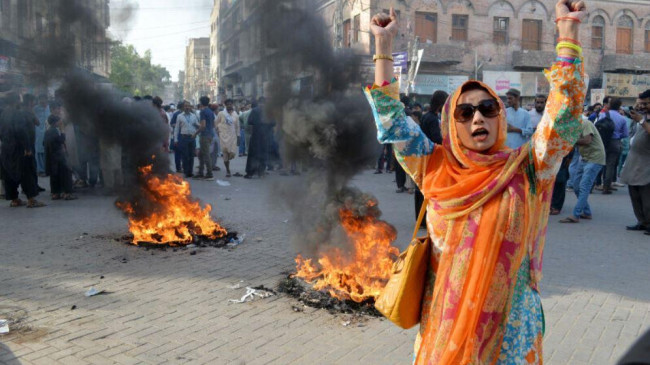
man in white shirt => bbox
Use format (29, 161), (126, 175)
(528, 94), (547, 133)
(173, 101), (200, 178)
(505, 88), (532, 149)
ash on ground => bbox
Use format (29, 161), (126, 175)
(94, 231), (241, 251)
(277, 275), (382, 318)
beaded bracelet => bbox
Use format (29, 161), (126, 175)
(555, 16), (582, 23)
(557, 37), (581, 46)
(556, 41), (582, 56)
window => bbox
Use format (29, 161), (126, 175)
(343, 19), (351, 47)
(415, 12), (437, 43)
(452, 15), (468, 41)
(646, 22), (650, 53)
(493, 17), (509, 45)
(353, 14), (360, 43)
(591, 16), (605, 50)
(616, 15), (634, 54)
(522, 19), (542, 50)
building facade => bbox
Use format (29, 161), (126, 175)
(183, 37), (210, 103)
(0, 0), (111, 93)
(317, 0), (650, 104)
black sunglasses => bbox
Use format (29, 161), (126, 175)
(454, 99), (500, 123)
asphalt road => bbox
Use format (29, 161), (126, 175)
(0, 155), (648, 364)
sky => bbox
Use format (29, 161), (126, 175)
(108, 0), (213, 82)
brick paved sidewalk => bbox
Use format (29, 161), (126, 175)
(0, 158), (648, 364)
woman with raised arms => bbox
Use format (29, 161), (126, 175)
(366, 1), (587, 363)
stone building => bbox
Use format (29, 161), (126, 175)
(210, 0), (266, 103)
(318, 0), (650, 104)
(0, 0), (111, 93)
(209, 1), (220, 101)
(183, 37), (210, 103)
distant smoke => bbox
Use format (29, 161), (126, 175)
(20, 0), (170, 220)
(259, 0), (388, 257)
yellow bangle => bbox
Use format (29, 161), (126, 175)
(373, 54), (394, 62)
(556, 42), (582, 57)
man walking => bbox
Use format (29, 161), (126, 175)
(215, 99), (239, 177)
(195, 96), (215, 180)
(173, 101), (200, 178)
(505, 88), (532, 149)
(560, 114), (606, 223)
(621, 90), (650, 235)
(599, 97), (629, 194)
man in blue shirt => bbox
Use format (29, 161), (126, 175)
(598, 97), (629, 194)
(33, 94), (50, 175)
(505, 88), (532, 149)
(196, 96), (216, 180)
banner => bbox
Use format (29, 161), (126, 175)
(604, 73), (650, 98)
(482, 71), (522, 95)
(392, 52), (408, 73)
(591, 89), (605, 105)
(412, 74), (468, 95)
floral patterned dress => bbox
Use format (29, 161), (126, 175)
(364, 61), (586, 364)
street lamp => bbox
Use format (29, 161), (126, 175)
(474, 50), (492, 80)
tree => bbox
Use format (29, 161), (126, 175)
(109, 41), (171, 97)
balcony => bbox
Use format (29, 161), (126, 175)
(602, 54), (650, 73)
(420, 43), (466, 65)
(512, 50), (555, 70)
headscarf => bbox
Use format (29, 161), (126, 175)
(423, 80), (532, 219)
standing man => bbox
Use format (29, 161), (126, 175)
(196, 96), (215, 180)
(560, 114), (606, 223)
(599, 97), (629, 194)
(169, 100), (184, 173)
(505, 88), (532, 149)
(528, 94), (547, 133)
(215, 99), (240, 177)
(0, 93), (45, 207)
(238, 102), (251, 157)
(33, 93), (50, 176)
(621, 90), (650, 235)
(173, 101), (200, 178)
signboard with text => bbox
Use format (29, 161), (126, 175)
(604, 73), (650, 98)
(412, 74), (469, 95)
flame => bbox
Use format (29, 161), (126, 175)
(117, 165), (227, 244)
(294, 207), (399, 302)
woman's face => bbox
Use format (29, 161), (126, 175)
(454, 89), (500, 152)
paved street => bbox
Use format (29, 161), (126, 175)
(0, 156), (648, 365)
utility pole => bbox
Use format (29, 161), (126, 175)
(406, 36), (420, 96)
(334, 0), (344, 48)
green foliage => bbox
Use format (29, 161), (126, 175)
(109, 41), (171, 96)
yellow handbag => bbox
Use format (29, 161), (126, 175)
(375, 202), (433, 329)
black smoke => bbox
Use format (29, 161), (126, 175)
(259, 0), (392, 257)
(20, 0), (170, 220)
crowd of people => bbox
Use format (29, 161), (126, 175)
(0, 90), (297, 209)
(379, 85), (650, 237)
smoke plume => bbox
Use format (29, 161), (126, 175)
(259, 0), (393, 257)
(21, 0), (171, 220)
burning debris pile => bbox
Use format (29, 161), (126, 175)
(278, 275), (381, 317)
(116, 165), (228, 246)
(294, 200), (398, 303)
(259, 0), (400, 307)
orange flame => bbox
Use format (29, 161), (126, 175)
(117, 165), (227, 244)
(294, 207), (399, 302)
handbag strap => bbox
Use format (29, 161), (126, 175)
(412, 200), (428, 241)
